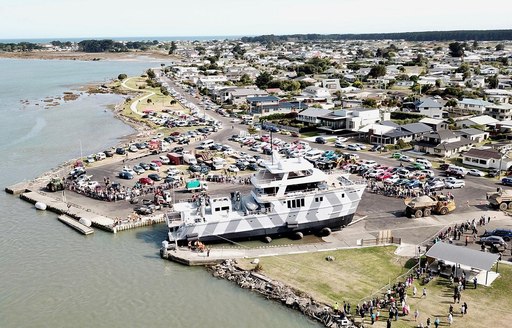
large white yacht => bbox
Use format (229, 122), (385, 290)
(164, 154), (366, 245)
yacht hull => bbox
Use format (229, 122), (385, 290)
(171, 213), (354, 245)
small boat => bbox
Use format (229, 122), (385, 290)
(35, 202), (47, 211)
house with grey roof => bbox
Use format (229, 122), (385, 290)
(296, 108), (332, 125)
(366, 122), (432, 145)
(456, 98), (493, 115)
(415, 98), (447, 119)
(484, 103), (512, 121)
(413, 130), (473, 157)
(462, 148), (512, 170)
(455, 128), (489, 143)
(455, 115), (499, 129)
(419, 117), (449, 131)
(248, 96), (307, 115)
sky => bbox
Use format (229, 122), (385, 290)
(1, 0), (511, 39)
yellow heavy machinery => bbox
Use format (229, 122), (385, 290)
(404, 195), (456, 218)
(486, 190), (512, 211)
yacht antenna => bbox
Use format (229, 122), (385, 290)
(270, 130), (273, 165)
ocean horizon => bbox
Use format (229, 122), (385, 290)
(0, 35), (246, 43)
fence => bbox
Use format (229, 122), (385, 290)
(356, 236), (401, 247)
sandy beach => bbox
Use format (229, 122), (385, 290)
(0, 49), (176, 61)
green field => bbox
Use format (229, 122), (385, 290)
(239, 247), (512, 328)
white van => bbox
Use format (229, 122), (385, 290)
(183, 154), (197, 165)
(200, 139), (214, 148)
(416, 158), (432, 168)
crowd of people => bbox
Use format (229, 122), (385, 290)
(331, 257), (478, 327)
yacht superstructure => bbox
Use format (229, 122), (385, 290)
(165, 155), (366, 245)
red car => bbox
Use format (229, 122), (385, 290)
(170, 131), (180, 136)
(151, 160), (163, 166)
(376, 172), (392, 181)
(138, 177), (154, 185)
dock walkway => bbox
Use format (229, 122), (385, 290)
(58, 214), (94, 235)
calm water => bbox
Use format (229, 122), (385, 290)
(0, 59), (318, 328)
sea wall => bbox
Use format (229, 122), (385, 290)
(208, 260), (355, 328)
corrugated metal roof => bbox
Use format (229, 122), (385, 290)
(426, 242), (499, 271)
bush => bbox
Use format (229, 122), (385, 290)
(117, 73), (127, 80)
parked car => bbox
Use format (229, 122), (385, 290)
(315, 136), (326, 144)
(478, 236), (508, 248)
(133, 165), (145, 175)
(139, 162), (150, 170)
(116, 147), (126, 155)
(467, 169), (485, 177)
(148, 173), (162, 181)
(482, 229), (512, 241)
(347, 144), (361, 151)
(391, 152), (402, 159)
(398, 155), (412, 162)
(103, 150), (114, 157)
(138, 177), (154, 185)
(445, 179), (465, 189)
(501, 177), (512, 186)
(427, 179), (445, 191)
(149, 163), (160, 171)
(488, 169), (500, 177)
(228, 164), (240, 172)
(118, 171), (134, 180)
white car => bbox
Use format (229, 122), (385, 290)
(129, 145), (138, 152)
(228, 165), (240, 172)
(445, 179), (465, 189)
(166, 167), (180, 175)
(336, 137), (349, 143)
(158, 156), (171, 165)
(85, 181), (99, 189)
(384, 174), (400, 184)
(347, 144), (361, 151)
(122, 167), (136, 176)
(133, 165), (145, 175)
(334, 141), (346, 148)
(420, 170), (435, 178)
(399, 155), (412, 162)
(355, 143), (367, 150)
(467, 169), (485, 177)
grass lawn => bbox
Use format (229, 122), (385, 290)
(239, 246), (409, 305)
(300, 131), (319, 138)
(239, 247), (512, 328)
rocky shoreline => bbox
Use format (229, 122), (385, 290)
(209, 260), (356, 328)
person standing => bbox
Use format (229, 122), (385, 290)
(414, 309), (419, 322)
(426, 317), (431, 328)
(463, 302), (468, 315)
(413, 285), (417, 297)
(422, 287), (427, 298)
(386, 318), (392, 328)
(473, 277), (478, 289)
(448, 313), (453, 325)
(434, 317), (440, 328)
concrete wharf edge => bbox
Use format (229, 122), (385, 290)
(17, 190), (116, 233)
(58, 214), (94, 235)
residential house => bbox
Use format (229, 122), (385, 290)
(296, 108), (332, 125)
(298, 86), (332, 103)
(484, 103), (512, 121)
(413, 130), (473, 157)
(462, 148), (512, 170)
(196, 75), (228, 88)
(455, 128), (489, 143)
(455, 115), (499, 129)
(248, 96), (307, 115)
(318, 108), (381, 132)
(367, 122), (432, 145)
(415, 98), (447, 119)
(225, 87), (268, 105)
(456, 98), (493, 115)
(322, 79), (341, 90)
(419, 117), (449, 131)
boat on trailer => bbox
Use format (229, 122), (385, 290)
(164, 154), (366, 246)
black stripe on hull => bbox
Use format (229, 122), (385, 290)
(174, 214), (354, 246)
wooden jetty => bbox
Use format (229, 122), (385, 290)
(58, 215), (94, 235)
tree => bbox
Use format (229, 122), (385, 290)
(445, 99), (458, 108)
(353, 80), (363, 89)
(239, 74), (253, 86)
(487, 74), (499, 89)
(169, 41), (177, 54)
(362, 99), (378, 108)
(255, 72), (273, 89)
(117, 73), (127, 80)
(368, 64), (386, 78)
(496, 43), (505, 51)
(449, 42), (465, 57)
(146, 69), (156, 79)
(247, 126), (257, 135)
